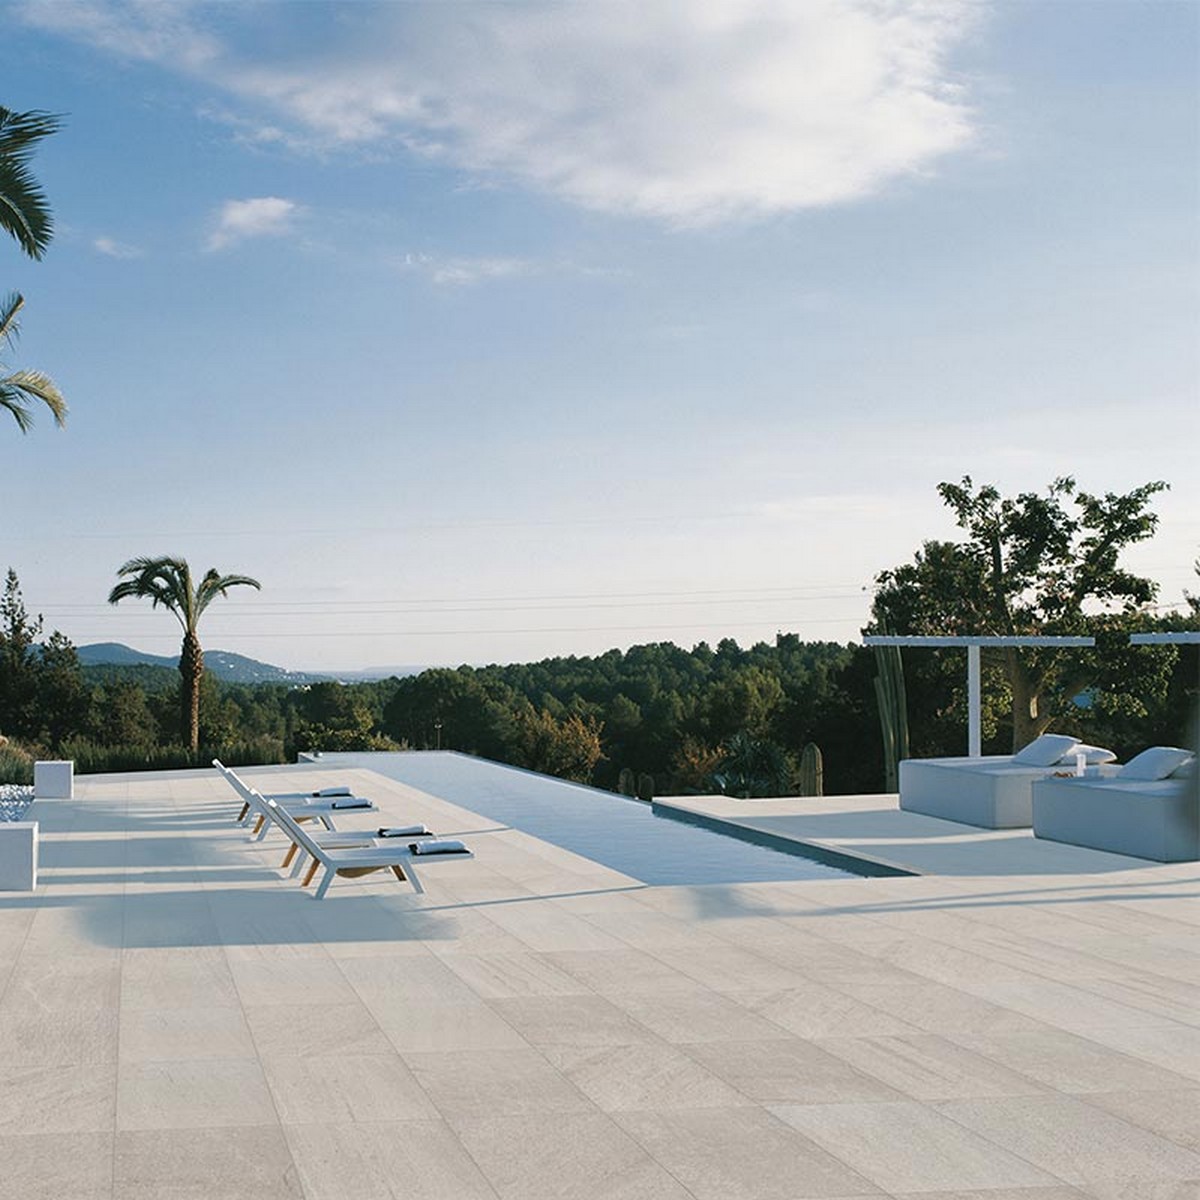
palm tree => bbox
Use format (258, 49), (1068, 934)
(0, 292), (65, 431)
(0, 107), (61, 260)
(108, 557), (261, 753)
(1, 106), (66, 433)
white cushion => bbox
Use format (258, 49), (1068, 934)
(1119, 746), (1195, 782)
(1054, 743), (1118, 767)
(1013, 733), (1079, 766)
(1168, 756), (1197, 780)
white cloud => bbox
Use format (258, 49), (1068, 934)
(20, 0), (982, 226)
(93, 235), (141, 258)
(18, 0), (219, 69)
(400, 253), (531, 287)
(206, 196), (298, 251)
(398, 253), (628, 287)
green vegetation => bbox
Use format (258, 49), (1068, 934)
(0, 481), (1192, 791)
(108, 557), (262, 753)
(0, 292), (66, 432)
(872, 476), (1173, 751)
(0, 104), (66, 433)
(0, 107), (60, 259)
(0, 584), (1193, 790)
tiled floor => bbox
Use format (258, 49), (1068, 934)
(1, 759), (1198, 1199)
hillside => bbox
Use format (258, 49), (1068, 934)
(77, 643), (329, 685)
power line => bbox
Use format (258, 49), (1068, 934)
(1, 511), (764, 540)
(58, 616), (864, 640)
(44, 595), (866, 619)
(34, 583), (869, 615)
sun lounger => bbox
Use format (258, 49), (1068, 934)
(256, 794), (473, 899)
(278, 824), (438, 876)
(212, 760), (377, 837)
(214, 758), (365, 812)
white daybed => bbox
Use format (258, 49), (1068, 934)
(1032, 747), (1198, 862)
(898, 734), (1117, 829)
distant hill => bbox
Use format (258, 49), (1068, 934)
(322, 664), (429, 682)
(77, 643), (330, 685)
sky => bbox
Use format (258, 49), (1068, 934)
(2, 0), (1197, 673)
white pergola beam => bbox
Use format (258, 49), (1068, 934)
(864, 636), (1096, 647)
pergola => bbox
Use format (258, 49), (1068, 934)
(862, 635), (1096, 758)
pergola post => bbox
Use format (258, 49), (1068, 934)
(863, 634), (1095, 759)
(967, 644), (982, 759)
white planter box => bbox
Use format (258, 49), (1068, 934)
(34, 759), (73, 799)
(0, 822), (37, 890)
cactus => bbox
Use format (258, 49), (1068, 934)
(617, 767), (637, 797)
(797, 742), (823, 796)
(636, 773), (655, 802)
(873, 639), (910, 793)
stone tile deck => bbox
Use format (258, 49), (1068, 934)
(1, 760), (1198, 1199)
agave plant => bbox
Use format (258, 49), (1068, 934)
(710, 731), (793, 798)
(0, 292), (66, 432)
(109, 558), (261, 752)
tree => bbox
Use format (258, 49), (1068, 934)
(108, 557), (261, 752)
(0, 292), (66, 432)
(0, 568), (43, 739)
(0, 568), (84, 747)
(672, 735), (724, 792)
(1, 106), (66, 433)
(87, 679), (156, 748)
(0, 107), (60, 260)
(35, 630), (86, 744)
(873, 476), (1168, 750)
(381, 668), (514, 754)
(703, 665), (784, 743)
(511, 706), (604, 783)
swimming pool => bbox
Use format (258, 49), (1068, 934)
(312, 751), (906, 886)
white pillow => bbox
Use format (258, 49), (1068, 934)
(1054, 743), (1118, 767)
(1118, 746), (1196, 782)
(1168, 756), (1197, 780)
(1013, 733), (1079, 766)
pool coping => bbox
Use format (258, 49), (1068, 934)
(650, 798), (918, 877)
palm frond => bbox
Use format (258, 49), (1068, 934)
(0, 292), (22, 345)
(0, 293), (67, 432)
(114, 555), (190, 580)
(110, 557), (259, 633)
(195, 570), (261, 616)
(0, 108), (62, 260)
(0, 370), (66, 429)
(109, 556), (191, 627)
(0, 386), (34, 433)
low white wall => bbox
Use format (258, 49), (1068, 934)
(0, 821), (37, 890)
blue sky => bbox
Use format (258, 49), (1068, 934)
(3, 0), (1197, 672)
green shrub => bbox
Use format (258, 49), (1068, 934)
(55, 736), (286, 776)
(0, 743), (34, 785)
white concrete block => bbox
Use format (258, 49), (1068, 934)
(34, 759), (73, 799)
(0, 821), (37, 890)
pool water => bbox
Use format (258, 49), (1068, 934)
(315, 751), (901, 886)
